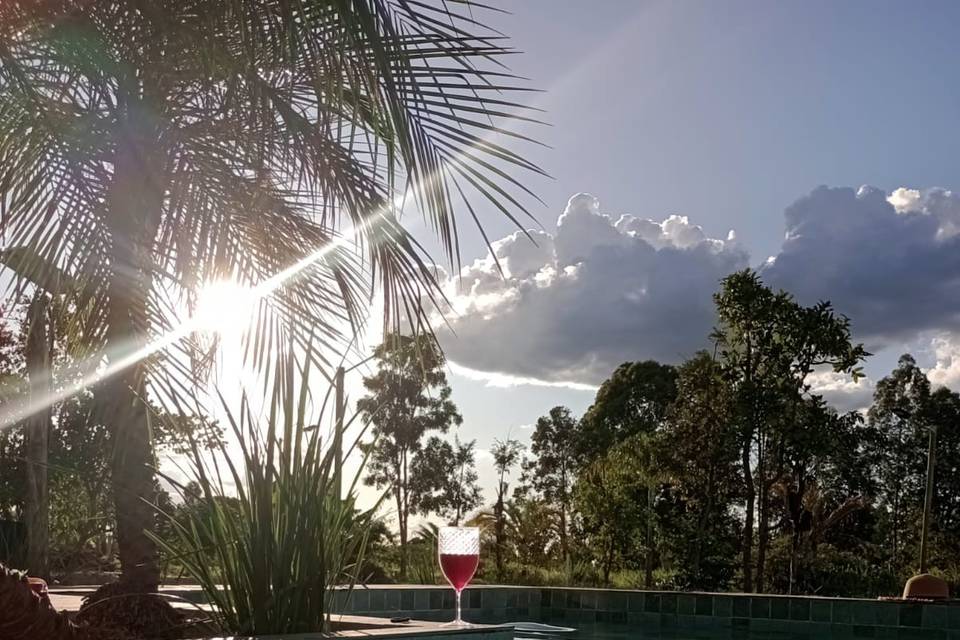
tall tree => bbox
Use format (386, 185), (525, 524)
(358, 334), (461, 578)
(867, 355), (934, 571)
(577, 360), (677, 463)
(523, 406), (579, 563)
(659, 351), (740, 588)
(491, 437), (524, 578)
(412, 436), (483, 526)
(573, 435), (656, 585)
(0, 1), (542, 589)
(712, 269), (866, 592)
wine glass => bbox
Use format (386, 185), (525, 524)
(438, 526), (480, 626)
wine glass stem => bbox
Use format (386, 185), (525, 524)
(455, 589), (462, 623)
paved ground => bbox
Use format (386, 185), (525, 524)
(48, 586), (214, 613)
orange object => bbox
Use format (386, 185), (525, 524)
(902, 573), (949, 600)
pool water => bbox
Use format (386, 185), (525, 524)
(515, 625), (812, 640)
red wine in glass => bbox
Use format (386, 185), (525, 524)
(439, 552), (479, 591)
(438, 526), (480, 626)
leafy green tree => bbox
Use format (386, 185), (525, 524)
(577, 361), (677, 463)
(867, 354), (931, 571)
(358, 334), (461, 578)
(412, 436), (482, 526)
(573, 435), (656, 584)
(0, 305), (25, 520)
(658, 351), (740, 589)
(712, 269), (867, 592)
(0, 1), (541, 588)
(522, 406), (579, 563)
(491, 437), (524, 578)
(925, 387), (960, 570)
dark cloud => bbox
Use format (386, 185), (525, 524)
(762, 186), (960, 344)
(437, 186), (960, 394)
(438, 194), (747, 384)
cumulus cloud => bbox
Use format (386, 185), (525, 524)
(438, 193), (747, 384)
(763, 185), (960, 345)
(807, 369), (875, 413)
(435, 185), (960, 393)
(925, 332), (960, 390)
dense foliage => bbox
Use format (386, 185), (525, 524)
(378, 270), (960, 598)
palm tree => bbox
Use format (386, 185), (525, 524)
(0, 0), (542, 590)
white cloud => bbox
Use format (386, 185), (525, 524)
(925, 331), (960, 391)
(807, 369), (875, 413)
(447, 360), (598, 392)
(438, 193), (747, 384)
(435, 185), (960, 389)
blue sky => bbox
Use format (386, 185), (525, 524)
(383, 0), (960, 507)
(6, 0), (960, 517)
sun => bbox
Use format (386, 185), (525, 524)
(193, 279), (258, 337)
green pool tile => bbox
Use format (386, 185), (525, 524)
(540, 589), (555, 607)
(385, 590), (401, 611)
(899, 628), (945, 640)
(565, 590), (581, 609)
(429, 590), (442, 610)
(644, 594), (661, 613)
(851, 624), (877, 637)
(876, 603), (898, 627)
(467, 590), (482, 609)
(579, 590), (598, 610)
(769, 598), (789, 620)
(833, 601), (853, 624)
(751, 597), (771, 619)
(876, 627), (898, 640)
(732, 596), (751, 618)
(852, 602), (879, 626)
(400, 590), (415, 610)
(947, 606), (960, 629)
(609, 610), (627, 624)
(714, 596), (733, 617)
(640, 611), (661, 626)
(924, 605), (949, 629)
(628, 592), (645, 612)
(811, 600), (833, 622)
(610, 591), (628, 611)
(660, 593), (677, 614)
(731, 617), (751, 631)
(790, 598), (811, 621)
(677, 614), (698, 629)
(349, 589), (370, 612)
(414, 590), (430, 611)
(517, 590), (529, 607)
(678, 594), (696, 615)
(695, 595), (713, 616)
(576, 608), (597, 623)
(899, 603), (923, 627)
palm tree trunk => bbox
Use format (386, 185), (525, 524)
(24, 293), (51, 578)
(102, 99), (164, 590)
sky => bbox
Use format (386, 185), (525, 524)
(7, 0), (960, 525)
(367, 0), (960, 514)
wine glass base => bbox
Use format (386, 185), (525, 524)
(440, 620), (474, 628)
